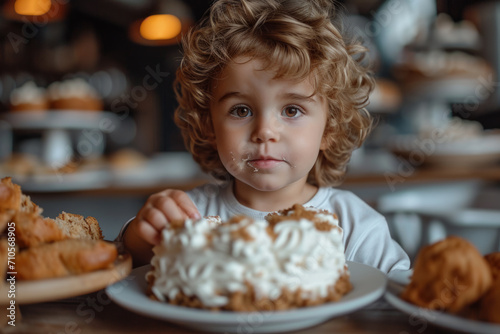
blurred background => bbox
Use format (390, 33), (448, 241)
(0, 0), (499, 260)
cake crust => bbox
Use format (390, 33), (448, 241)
(157, 271), (352, 311)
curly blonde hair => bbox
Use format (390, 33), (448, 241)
(175, 0), (374, 186)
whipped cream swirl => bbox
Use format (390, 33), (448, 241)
(147, 210), (346, 307)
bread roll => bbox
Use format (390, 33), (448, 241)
(401, 236), (492, 313)
(54, 212), (103, 240)
(16, 239), (118, 280)
(13, 212), (66, 248)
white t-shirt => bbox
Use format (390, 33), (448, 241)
(188, 181), (410, 273)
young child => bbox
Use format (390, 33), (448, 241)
(121, 0), (410, 272)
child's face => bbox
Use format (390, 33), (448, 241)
(210, 57), (328, 193)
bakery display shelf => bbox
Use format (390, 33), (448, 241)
(401, 76), (488, 103)
(0, 250), (132, 305)
(1, 110), (121, 174)
(2, 152), (208, 193)
(7, 169), (112, 193)
(1, 110), (119, 131)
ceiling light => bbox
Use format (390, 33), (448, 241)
(2, 0), (67, 22)
(140, 14), (181, 40)
(14, 0), (51, 16)
(129, 0), (193, 46)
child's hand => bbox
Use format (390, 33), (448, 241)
(129, 189), (201, 246)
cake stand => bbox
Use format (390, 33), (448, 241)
(1, 110), (119, 167)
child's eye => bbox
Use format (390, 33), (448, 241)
(230, 106), (252, 118)
(282, 106), (303, 118)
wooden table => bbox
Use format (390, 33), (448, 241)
(3, 293), (454, 334)
(344, 164), (500, 186)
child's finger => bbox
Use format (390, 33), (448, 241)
(135, 219), (162, 245)
(170, 190), (201, 219)
(151, 190), (201, 221)
(141, 206), (168, 232)
(151, 194), (189, 221)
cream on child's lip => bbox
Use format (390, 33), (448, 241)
(231, 152), (294, 172)
(246, 157), (286, 171)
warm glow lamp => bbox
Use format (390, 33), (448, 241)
(140, 14), (182, 41)
(2, 0), (67, 22)
(129, 0), (193, 46)
(14, 0), (51, 16)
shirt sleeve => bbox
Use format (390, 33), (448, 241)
(320, 188), (411, 273)
(344, 216), (411, 273)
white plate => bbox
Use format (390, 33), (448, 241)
(1, 110), (119, 130)
(385, 270), (500, 334)
(390, 133), (500, 156)
(106, 261), (387, 333)
(4, 169), (111, 192)
(388, 132), (500, 166)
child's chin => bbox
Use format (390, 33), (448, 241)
(237, 177), (288, 193)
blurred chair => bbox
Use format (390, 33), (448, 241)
(377, 181), (500, 261)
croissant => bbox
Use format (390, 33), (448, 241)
(16, 239), (118, 280)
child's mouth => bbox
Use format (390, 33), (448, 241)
(232, 153), (294, 173)
(245, 155), (295, 172)
(246, 158), (282, 170)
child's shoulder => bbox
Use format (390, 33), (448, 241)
(316, 186), (365, 203)
(313, 186), (379, 216)
(187, 181), (231, 201)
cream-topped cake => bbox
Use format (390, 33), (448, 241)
(9, 81), (49, 112)
(146, 204), (351, 311)
(47, 78), (103, 111)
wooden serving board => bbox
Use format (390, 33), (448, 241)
(0, 252), (132, 305)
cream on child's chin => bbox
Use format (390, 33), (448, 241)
(230, 152), (258, 173)
(246, 160), (258, 173)
(282, 157), (296, 169)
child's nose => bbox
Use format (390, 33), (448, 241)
(251, 114), (280, 143)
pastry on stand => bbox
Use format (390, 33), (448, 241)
(387, 49), (499, 167)
(47, 78), (103, 111)
(1, 77), (119, 190)
(9, 81), (49, 113)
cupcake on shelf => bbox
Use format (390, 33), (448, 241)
(0, 152), (38, 177)
(47, 78), (103, 111)
(108, 148), (147, 171)
(9, 81), (49, 112)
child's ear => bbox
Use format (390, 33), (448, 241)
(320, 133), (330, 151)
(210, 139), (217, 149)
(207, 132), (217, 149)
(204, 120), (217, 148)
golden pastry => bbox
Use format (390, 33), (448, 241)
(401, 236), (492, 313)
